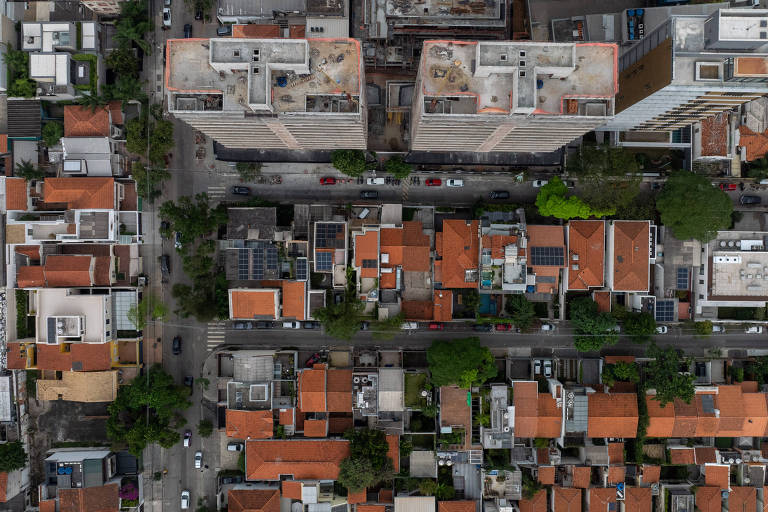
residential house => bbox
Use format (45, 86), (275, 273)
(479, 210), (528, 294)
(297, 364), (352, 438)
(527, 225), (566, 297)
(244, 439), (350, 481)
(435, 220), (479, 290)
(607, 220), (651, 294)
(566, 220), (605, 292)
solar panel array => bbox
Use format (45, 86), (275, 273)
(655, 300), (675, 322)
(676, 267), (689, 290)
(316, 251), (333, 271)
(238, 249), (250, 279)
(296, 257), (308, 281)
(266, 247), (278, 271)
(530, 246), (565, 266)
(316, 223), (345, 248)
(236, 242), (280, 280)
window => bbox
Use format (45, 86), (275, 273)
(519, 60), (526, 67)
(499, 54), (507, 62)
(695, 62), (721, 81)
(519, 50), (526, 57)
(253, 66), (260, 74)
(233, 49), (240, 58)
(519, 70), (526, 77)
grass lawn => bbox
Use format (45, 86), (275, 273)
(404, 373), (428, 409)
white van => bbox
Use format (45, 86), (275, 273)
(401, 322), (418, 330)
(366, 177), (386, 185)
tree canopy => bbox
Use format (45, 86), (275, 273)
(601, 361), (640, 387)
(15, 160), (45, 181)
(159, 194), (228, 246)
(535, 177), (615, 220)
(127, 294), (168, 331)
(656, 171), (733, 242)
(131, 162), (170, 202)
(623, 311), (657, 344)
(427, 337), (497, 388)
(569, 297), (618, 352)
(42, 121), (63, 148)
(384, 156), (413, 178)
(337, 428), (393, 492)
(106, 365), (191, 455)
(645, 344), (695, 407)
(505, 294), (536, 330)
(331, 150), (368, 177)
(0, 441), (27, 472)
(694, 320), (713, 336)
(236, 162), (262, 181)
(313, 296), (363, 340)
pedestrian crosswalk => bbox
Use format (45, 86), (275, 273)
(401, 179), (410, 202)
(206, 186), (227, 200)
(206, 321), (227, 351)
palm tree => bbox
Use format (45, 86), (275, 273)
(16, 160), (45, 181)
(76, 93), (109, 112)
(114, 22), (151, 55)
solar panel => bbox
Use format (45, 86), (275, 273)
(655, 300), (675, 322)
(266, 247), (278, 271)
(238, 249), (250, 279)
(296, 257), (308, 281)
(316, 251), (332, 271)
(676, 267), (689, 290)
(530, 246), (564, 266)
(316, 223), (344, 248)
(252, 248), (264, 280)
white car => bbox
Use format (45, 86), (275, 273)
(532, 179), (548, 187)
(164, 0), (171, 5)
(712, 325), (725, 333)
(543, 360), (552, 378)
(446, 179), (464, 187)
(194, 451), (202, 469)
(533, 360), (541, 375)
(746, 325), (764, 334)
(162, 7), (171, 27)
(655, 326), (668, 334)
(540, 323), (554, 332)
(366, 177), (385, 185)
(181, 491), (190, 510)
(227, 442), (244, 451)
(401, 322), (418, 330)
(282, 321), (301, 329)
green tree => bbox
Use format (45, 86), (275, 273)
(8, 78), (36, 98)
(505, 294), (536, 330)
(105, 76), (147, 102)
(314, 299), (364, 340)
(570, 297), (618, 352)
(127, 294), (168, 330)
(76, 93), (110, 112)
(462, 290), (480, 315)
(694, 320), (713, 336)
(42, 121), (64, 147)
(15, 160), (45, 181)
(384, 155), (412, 178)
(131, 162), (170, 202)
(567, 144), (642, 213)
(435, 483), (456, 500)
(106, 46), (139, 76)
(114, 20), (151, 55)
(535, 177), (614, 220)
(372, 313), (405, 340)
(746, 152), (768, 180)
(126, 117), (147, 155)
(657, 171), (733, 242)
(427, 337), (497, 388)
(418, 479), (438, 496)
(197, 419), (213, 438)
(331, 149), (368, 177)
(159, 194), (228, 246)
(521, 471), (543, 500)
(645, 344), (695, 407)
(2, 44), (29, 79)
(106, 364), (191, 455)
(601, 361), (640, 386)
(149, 120), (175, 167)
(236, 162), (262, 182)
(623, 311), (657, 344)
(338, 428), (394, 492)
(0, 441), (27, 472)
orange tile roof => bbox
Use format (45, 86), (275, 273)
(433, 290), (453, 322)
(641, 465), (660, 484)
(0, 472), (6, 502)
(514, 382), (562, 438)
(5, 343), (28, 369)
(298, 368), (326, 412)
(347, 489), (367, 505)
(624, 487), (652, 512)
(742, 381), (759, 393)
(45, 255), (93, 287)
(607, 466), (625, 484)
(233, 24), (281, 37)
(481, 234), (518, 260)
(245, 440), (350, 480)
(438, 501), (476, 512)
(386, 434), (400, 472)
(15, 245), (40, 260)
(402, 301), (433, 321)
(107, 101), (123, 124)
(228, 489), (281, 512)
(282, 281), (306, 321)
(40, 500), (56, 512)
(696, 487), (722, 512)
(645, 395), (675, 437)
(402, 222), (431, 272)
(329, 416), (353, 434)
(59, 483), (119, 512)
(519, 490), (548, 512)
(589, 488), (616, 511)
(378, 490), (393, 503)
(327, 369), (352, 412)
(36, 343), (112, 371)
(5, 178), (28, 211)
(226, 410), (273, 440)
(538, 466), (555, 485)
(608, 442), (624, 465)
(742, 392), (768, 436)
(17, 266), (45, 288)
(230, 289), (278, 320)
(44, 178), (115, 210)
(554, 487), (581, 512)
(303, 419), (328, 437)
(63, 105), (110, 137)
(587, 393), (638, 438)
(593, 291), (611, 313)
(695, 447), (718, 464)
(672, 399), (699, 437)
(729, 487), (757, 512)
(612, 221), (650, 292)
(669, 448), (695, 465)
(281, 481), (302, 500)
(567, 220), (605, 290)
(435, 220), (479, 289)
(380, 271), (397, 289)
(538, 394), (564, 437)
(700, 113), (729, 157)
(279, 409), (294, 426)
(572, 466), (591, 489)
(704, 464), (730, 490)
(360, 507), (387, 512)
(354, 230), (379, 279)
(739, 125), (768, 161)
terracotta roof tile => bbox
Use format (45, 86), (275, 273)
(537, 448), (550, 465)
(700, 113), (729, 157)
(93, 256), (112, 286)
(17, 266), (45, 288)
(5, 178), (28, 211)
(107, 101), (123, 124)
(607, 466), (625, 484)
(742, 392), (768, 436)
(44, 178), (115, 210)
(739, 125), (768, 161)
(742, 381), (759, 393)
(63, 105), (110, 137)
(538, 394), (564, 438)
(611, 221), (650, 292)
(401, 222), (431, 272)
(717, 385), (747, 436)
(592, 291), (611, 314)
(5, 343), (28, 369)
(360, 507), (387, 512)
(589, 488), (616, 511)
(44, 255), (93, 287)
(587, 393), (638, 438)
(514, 382), (561, 438)
(572, 467), (591, 489)
(233, 24), (281, 37)
(567, 220), (605, 290)
(669, 448), (695, 465)
(704, 464), (730, 490)
(282, 281), (306, 321)
(641, 465), (660, 484)
(58, 483), (119, 512)
(279, 409), (294, 426)
(329, 416), (353, 434)
(354, 230), (379, 279)
(15, 245), (40, 261)
(245, 440), (350, 480)
(387, 434), (400, 472)
(327, 369), (352, 412)
(554, 487), (581, 512)
(608, 443), (624, 465)
(438, 501), (476, 512)
(435, 220), (479, 289)
(695, 447), (718, 464)
(227, 410), (273, 439)
(402, 301), (433, 321)
(230, 289), (279, 319)
(39, 500), (56, 512)
(538, 466), (555, 485)
(0, 472), (6, 502)
(433, 290), (453, 322)
(281, 481), (302, 500)
(303, 419), (328, 437)
(228, 489), (281, 512)
(378, 490), (393, 503)
(696, 487), (722, 512)
(624, 487), (652, 512)
(347, 489), (367, 505)
(645, 395), (675, 437)
(729, 487), (756, 512)
(519, 489), (548, 512)
(35, 343), (111, 371)
(298, 368), (326, 412)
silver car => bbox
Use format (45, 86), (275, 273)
(194, 451), (202, 469)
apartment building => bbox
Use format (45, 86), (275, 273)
(601, 9), (768, 134)
(410, 40), (618, 153)
(165, 37), (366, 150)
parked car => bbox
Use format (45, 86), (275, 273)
(359, 321), (370, 330)
(217, 25), (233, 36)
(302, 321), (320, 329)
(532, 179), (548, 187)
(181, 490), (190, 510)
(543, 360), (552, 378)
(746, 325), (764, 334)
(401, 322), (419, 330)
(534, 360), (541, 375)
(320, 177), (337, 185)
(234, 321), (253, 330)
(655, 325), (668, 334)
(162, 7), (171, 27)
(183, 430), (191, 447)
(740, 195), (762, 205)
(232, 186), (250, 195)
(160, 254), (170, 282)
(255, 321), (272, 329)
(472, 323), (493, 332)
(360, 190), (378, 199)
(305, 352), (321, 367)
(183, 23), (192, 38)
(366, 177), (386, 185)
(283, 321), (301, 329)
(164, 0), (171, 5)
(174, 231), (183, 250)
(719, 183), (738, 191)
(540, 323), (555, 332)
(194, 451), (202, 469)
(194, 6), (203, 19)
(220, 475), (243, 485)
(227, 442), (244, 452)
(489, 190), (510, 199)
(446, 179), (464, 187)
(184, 375), (194, 390)
(172, 336), (182, 355)
(428, 322), (444, 330)
(712, 324), (725, 333)
(495, 323), (512, 331)
(160, 220), (170, 237)
(425, 178), (442, 186)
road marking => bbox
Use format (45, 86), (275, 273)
(206, 186), (227, 199)
(207, 321), (227, 351)
(401, 179), (410, 201)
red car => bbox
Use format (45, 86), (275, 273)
(428, 322), (444, 330)
(425, 178), (442, 186)
(719, 183), (738, 191)
(320, 177), (337, 185)
(495, 323), (513, 331)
